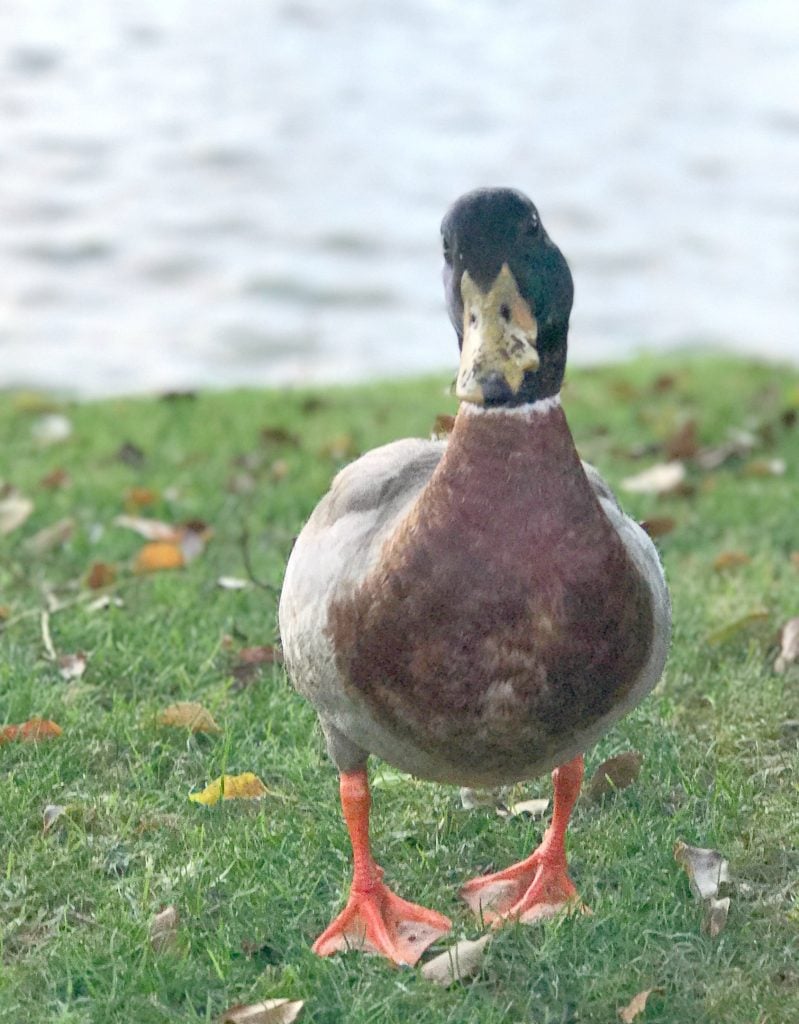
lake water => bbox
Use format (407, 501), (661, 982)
(1, 0), (797, 397)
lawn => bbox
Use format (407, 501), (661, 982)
(1, 353), (797, 1024)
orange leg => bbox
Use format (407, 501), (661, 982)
(460, 755), (585, 925)
(313, 769), (451, 965)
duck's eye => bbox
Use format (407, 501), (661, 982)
(523, 213), (540, 237)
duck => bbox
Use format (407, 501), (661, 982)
(278, 187), (671, 967)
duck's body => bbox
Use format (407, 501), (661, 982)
(281, 400), (668, 788)
(278, 188), (670, 966)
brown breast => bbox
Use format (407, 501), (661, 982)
(326, 404), (654, 777)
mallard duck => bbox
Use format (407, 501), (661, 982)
(278, 187), (671, 966)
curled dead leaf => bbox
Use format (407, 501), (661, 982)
(23, 517), (75, 555)
(421, 934), (491, 987)
(43, 803), (68, 834)
(621, 462), (686, 496)
(189, 772), (269, 806)
(619, 987), (663, 1023)
(220, 999), (304, 1024)
(150, 905), (180, 953)
(588, 751), (643, 801)
(158, 702), (221, 734)
(703, 896), (730, 938)
(0, 490), (34, 535)
(674, 840), (729, 901)
(774, 618), (799, 673)
(58, 653), (87, 681)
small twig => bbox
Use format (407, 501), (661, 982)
(239, 523), (279, 593)
(40, 610), (57, 661)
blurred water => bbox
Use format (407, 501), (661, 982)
(0, 0), (797, 397)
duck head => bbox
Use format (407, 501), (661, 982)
(441, 188), (574, 407)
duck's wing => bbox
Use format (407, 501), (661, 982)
(581, 459), (671, 709)
(279, 437), (446, 719)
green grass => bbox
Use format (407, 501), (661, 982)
(1, 353), (797, 1024)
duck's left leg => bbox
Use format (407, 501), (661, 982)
(460, 755), (585, 925)
(313, 767), (452, 965)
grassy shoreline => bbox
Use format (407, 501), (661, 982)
(1, 354), (798, 1023)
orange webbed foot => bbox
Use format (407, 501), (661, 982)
(460, 850), (581, 925)
(313, 874), (452, 966)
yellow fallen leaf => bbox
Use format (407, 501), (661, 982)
(220, 999), (304, 1024)
(421, 934), (492, 987)
(189, 772), (268, 806)
(159, 702), (221, 734)
(618, 987), (662, 1022)
(134, 541), (185, 573)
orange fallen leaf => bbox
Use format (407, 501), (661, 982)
(189, 772), (269, 806)
(220, 999), (304, 1024)
(86, 561), (117, 589)
(158, 702), (221, 734)
(712, 550), (751, 571)
(134, 541), (185, 573)
(619, 987), (662, 1022)
(0, 717), (62, 744)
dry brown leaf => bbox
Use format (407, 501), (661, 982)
(114, 514), (179, 541)
(743, 457), (786, 477)
(0, 605), (10, 621)
(619, 987), (662, 1022)
(134, 541), (185, 573)
(431, 414), (456, 439)
(270, 459), (290, 482)
(150, 905), (180, 953)
(421, 934), (491, 987)
(39, 466), (71, 489)
(498, 798), (550, 820)
(588, 751), (643, 801)
(220, 999), (304, 1024)
(58, 653), (87, 680)
(621, 462), (686, 495)
(319, 433), (357, 460)
(703, 896), (730, 937)
(0, 717), (63, 744)
(639, 516), (676, 539)
(23, 517), (75, 555)
(674, 840), (729, 901)
(0, 490), (34, 535)
(158, 702), (221, 734)
(705, 609), (770, 647)
(774, 617), (799, 673)
(712, 550), (751, 572)
(125, 486), (159, 509)
(237, 645), (283, 666)
(189, 772), (269, 806)
(86, 561), (117, 589)
(663, 419), (698, 460)
(260, 426), (300, 447)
